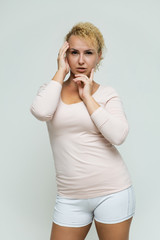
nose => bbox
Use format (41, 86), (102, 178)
(78, 53), (85, 65)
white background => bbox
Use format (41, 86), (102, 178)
(1, 0), (160, 239)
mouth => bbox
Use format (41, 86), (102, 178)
(76, 68), (87, 72)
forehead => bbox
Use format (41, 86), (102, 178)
(68, 35), (96, 50)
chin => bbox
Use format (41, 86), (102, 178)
(70, 68), (92, 77)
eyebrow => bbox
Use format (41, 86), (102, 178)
(70, 48), (95, 51)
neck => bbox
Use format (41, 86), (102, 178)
(65, 72), (78, 91)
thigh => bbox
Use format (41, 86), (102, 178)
(50, 221), (92, 240)
(94, 217), (133, 240)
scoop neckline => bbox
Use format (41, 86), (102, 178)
(60, 84), (101, 106)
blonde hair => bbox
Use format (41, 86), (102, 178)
(64, 22), (106, 71)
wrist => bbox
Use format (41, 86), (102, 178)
(82, 95), (92, 103)
(51, 69), (66, 85)
(57, 68), (67, 77)
(58, 67), (68, 77)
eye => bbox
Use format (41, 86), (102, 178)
(85, 51), (93, 55)
(71, 51), (78, 55)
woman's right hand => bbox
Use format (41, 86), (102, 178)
(57, 41), (70, 76)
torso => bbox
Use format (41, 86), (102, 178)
(61, 81), (100, 105)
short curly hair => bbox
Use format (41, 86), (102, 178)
(64, 22), (106, 71)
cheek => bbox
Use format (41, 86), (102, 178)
(87, 56), (98, 65)
(67, 55), (75, 65)
(90, 58), (98, 67)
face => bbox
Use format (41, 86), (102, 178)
(66, 35), (101, 77)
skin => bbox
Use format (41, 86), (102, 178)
(50, 217), (133, 240)
(66, 36), (101, 114)
(53, 35), (102, 114)
(50, 36), (133, 239)
(65, 34), (101, 99)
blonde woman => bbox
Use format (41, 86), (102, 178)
(30, 22), (136, 240)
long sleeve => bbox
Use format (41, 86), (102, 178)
(90, 89), (129, 146)
(46, 84), (132, 199)
(30, 80), (62, 121)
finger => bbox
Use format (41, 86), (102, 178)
(89, 68), (94, 81)
(59, 44), (69, 56)
(73, 76), (87, 82)
(62, 41), (69, 49)
(61, 45), (69, 57)
(73, 78), (87, 85)
(58, 43), (67, 55)
(65, 57), (69, 65)
(74, 74), (88, 80)
(58, 42), (69, 56)
(58, 47), (69, 61)
(75, 74), (88, 77)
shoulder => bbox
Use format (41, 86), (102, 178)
(98, 84), (119, 102)
(37, 80), (61, 94)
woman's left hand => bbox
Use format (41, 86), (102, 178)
(73, 68), (95, 100)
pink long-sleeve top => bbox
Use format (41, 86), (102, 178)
(30, 80), (132, 199)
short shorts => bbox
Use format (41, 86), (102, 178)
(52, 185), (136, 227)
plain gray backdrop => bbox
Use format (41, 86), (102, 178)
(1, 0), (160, 239)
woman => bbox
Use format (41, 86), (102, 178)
(30, 22), (136, 240)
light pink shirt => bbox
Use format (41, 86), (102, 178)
(30, 80), (132, 199)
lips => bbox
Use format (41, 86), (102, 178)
(77, 68), (87, 72)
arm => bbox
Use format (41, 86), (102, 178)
(30, 79), (62, 122)
(84, 90), (129, 146)
(30, 41), (70, 122)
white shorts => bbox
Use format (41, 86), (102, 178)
(52, 185), (136, 227)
